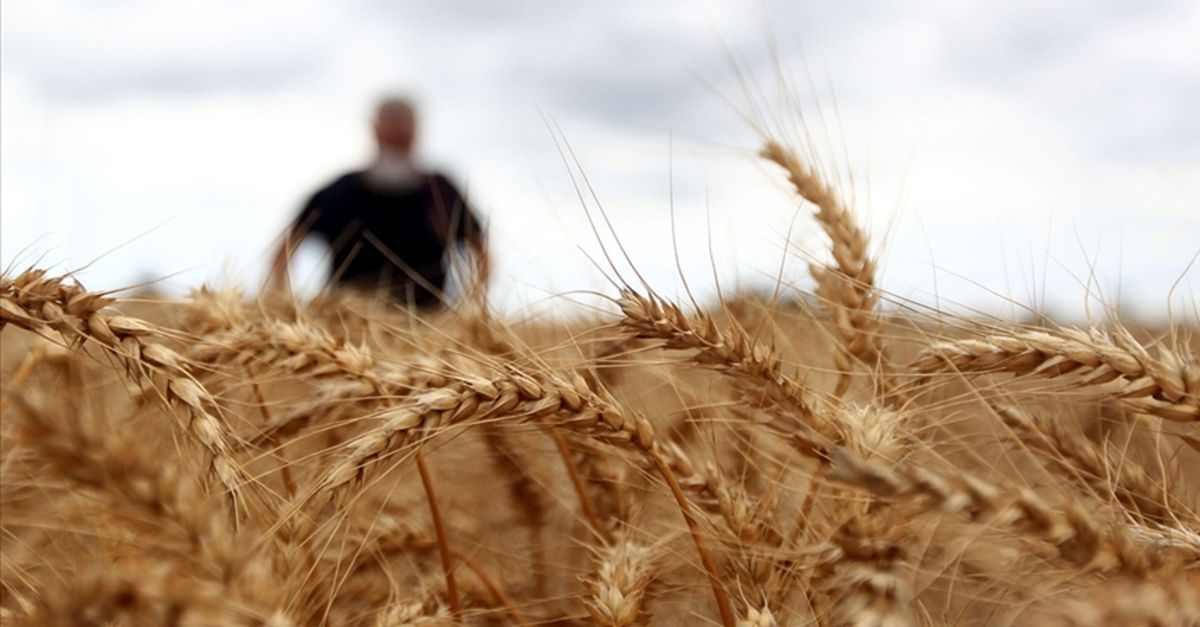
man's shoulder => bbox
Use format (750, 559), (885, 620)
(422, 170), (449, 183)
(422, 170), (462, 195)
(313, 171), (367, 199)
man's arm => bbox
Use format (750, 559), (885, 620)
(467, 228), (490, 290)
(269, 227), (303, 295)
(456, 190), (490, 294)
(433, 174), (490, 295)
(271, 185), (332, 295)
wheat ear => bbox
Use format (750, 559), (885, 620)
(616, 288), (839, 443)
(584, 536), (662, 626)
(316, 364), (737, 626)
(737, 605), (778, 627)
(0, 269), (248, 506)
(11, 391), (290, 622)
(995, 403), (1194, 528)
(1050, 577), (1200, 626)
(912, 326), (1199, 422)
(759, 141), (897, 404)
(826, 516), (914, 627)
(818, 444), (1175, 574)
(26, 563), (239, 627)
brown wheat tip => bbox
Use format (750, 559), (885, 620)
(759, 141), (897, 403)
(584, 538), (662, 626)
(737, 605), (778, 627)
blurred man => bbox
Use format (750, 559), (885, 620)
(272, 97), (488, 307)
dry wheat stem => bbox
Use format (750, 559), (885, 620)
(549, 425), (608, 539)
(661, 441), (784, 548)
(252, 380), (299, 497)
(326, 512), (530, 625)
(450, 549), (532, 627)
(649, 450), (737, 627)
(414, 450), (461, 620)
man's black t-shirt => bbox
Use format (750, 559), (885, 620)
(294, 171), (481, 306)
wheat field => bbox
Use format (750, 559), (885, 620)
(1, 138), (1197, 626)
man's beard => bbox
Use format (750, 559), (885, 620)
(365, 151), (421, 191)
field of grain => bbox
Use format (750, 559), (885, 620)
(1, 139), (1197, 626)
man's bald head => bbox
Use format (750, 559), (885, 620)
(374, 97), (417, 155)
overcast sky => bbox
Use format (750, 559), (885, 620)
(2, 1), (1198, 322)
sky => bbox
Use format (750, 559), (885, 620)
(2, 0), (1198, 323)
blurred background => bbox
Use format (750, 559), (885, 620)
(2, 0), (1197, 322)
